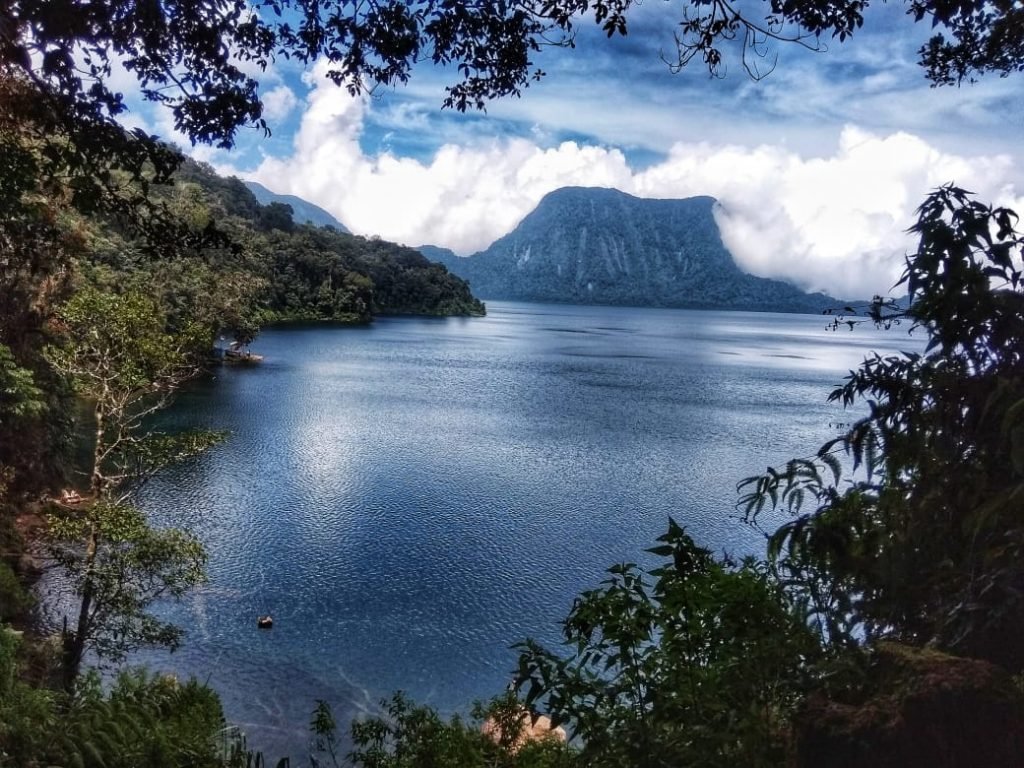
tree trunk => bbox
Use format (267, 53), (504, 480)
(90, 399), (105, 496)
(62, 519), (97, 693)
(63, 400), (105, 693)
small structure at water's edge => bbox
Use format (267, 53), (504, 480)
(225, 341), (264, 364)
(257, 615), (273, 629)
(214, 339), (264, 364)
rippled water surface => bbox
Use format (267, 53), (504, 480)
(134, 302), (918, 758)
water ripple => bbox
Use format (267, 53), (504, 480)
(132, 302), (920, 760)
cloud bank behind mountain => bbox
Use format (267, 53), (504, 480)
(223, 63), (1023, 300)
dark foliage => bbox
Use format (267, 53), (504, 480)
(741, 185), (1024, 670)
(0, 630), (231, 768)
(516, 520), (819, 768)
(792, 643), (1024, 768)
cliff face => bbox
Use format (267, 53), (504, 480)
(426, 187), (837, 313)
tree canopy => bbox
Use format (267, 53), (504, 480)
(516, 520), (818, 768)
(2, 0), (1020, 168)
(739, 185), (1024, 670)
(44, 286), (219, 690)
(8, 0), (1023, 109)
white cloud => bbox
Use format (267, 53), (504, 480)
(634, 128), (1024, 298)
(223, 63), (1023, 301)
(261, 85), (299, 122)
(233, 62), (634, 250)
(373, 101), (432, 131)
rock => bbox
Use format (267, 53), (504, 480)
(481, 707), (567, 753)
(424, 187), (843, 312)
(791, 642), (1024, 768)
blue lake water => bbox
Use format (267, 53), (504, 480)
(133, 301), (919, 759)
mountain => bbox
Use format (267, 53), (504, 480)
(416, 244), (461, 264)
(243, 180), (350, 233)
(158, 160), (485, 326)
(424, 187), (838, 313)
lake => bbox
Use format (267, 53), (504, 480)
(133, 301), (918, 760)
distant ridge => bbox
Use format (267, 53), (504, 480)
(243, 180), (350, 233)
(423, 187), (840, 314)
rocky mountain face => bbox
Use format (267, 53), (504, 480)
(423, 187), (837, 313)
(243, 180), (350, 233)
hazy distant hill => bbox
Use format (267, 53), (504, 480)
(243, 180), (350, 233)
(417, 244), (461, 264)
(424, 187), (838, 313)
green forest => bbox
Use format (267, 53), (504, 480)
(77, 154), (485, 339)
(3, 0), (1024, 766)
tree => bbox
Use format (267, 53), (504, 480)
(0, 345), (44, 427)
(2, 0), (1019, 210)
(515, 519), (818, 768)
(740, 185), (1024, 671)
(4, 0), (1019, 142)
(46, 288), (213, 499)
(1, 628), (232, 768)
(0, 74), (85, 497)
(256, 202), (297, 234)
(0, 344), (45, 500)
(48, 500), (207, 691)
(45, 287), (220, 690)
(308, 692), (577, 768)
(662, 0), (1024, 82)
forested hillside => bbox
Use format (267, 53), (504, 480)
(74, 158), (484, 346)
(173, 160), (485, 328)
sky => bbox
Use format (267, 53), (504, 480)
(129, 2), (1023, 300)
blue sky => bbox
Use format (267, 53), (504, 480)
(129, 2), (1023, 299)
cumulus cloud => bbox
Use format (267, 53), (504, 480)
(634, 130), (1024, 298)
(235, 62), (633, 251)
(226, 62), (1023, 300)
(261, 85), (299, 122)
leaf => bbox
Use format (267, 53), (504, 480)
(646, 544), (674, 557)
